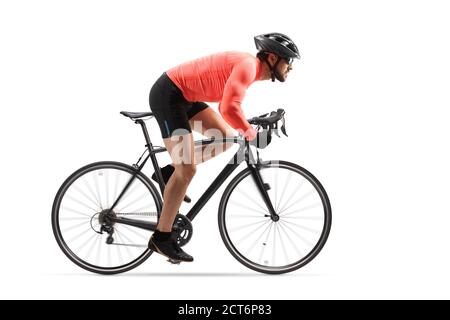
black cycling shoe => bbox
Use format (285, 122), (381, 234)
(148, 232), (194, 262)
(151, 164), (192, 203)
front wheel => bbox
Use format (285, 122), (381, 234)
(218, 160), (331, 274)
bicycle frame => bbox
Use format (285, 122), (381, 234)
(109, 119), (277, 231)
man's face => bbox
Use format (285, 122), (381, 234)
(274, 57), (293, 82)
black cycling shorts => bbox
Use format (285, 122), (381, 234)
(149, 72), (209, 138)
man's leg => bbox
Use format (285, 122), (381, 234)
(157, 133), (196, 232)
(188, 107), (235, 164)
(148, 132), (195, 262)
(152, 107), (235, 206)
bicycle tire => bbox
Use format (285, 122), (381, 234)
(218, 160), (331, 274)
(52, 161), (163, 275)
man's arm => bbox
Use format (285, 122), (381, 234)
(219, 59), (258, 140)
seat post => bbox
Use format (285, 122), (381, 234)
(135, 119), (165, 194)
(135, 119), (153, 147)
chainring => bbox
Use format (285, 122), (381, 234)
(172, 214), (193, 247)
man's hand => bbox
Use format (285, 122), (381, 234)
(244, 127), (258, 141)
(250, 129), (272, 149)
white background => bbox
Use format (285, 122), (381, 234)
(1, 0), (449, 299)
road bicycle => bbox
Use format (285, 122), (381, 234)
(52, 109), (331, 274)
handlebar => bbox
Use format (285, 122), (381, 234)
(248, 108), (284, 126)
(247, 108), (288, 137)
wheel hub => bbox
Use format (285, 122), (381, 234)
(271, 214), (280, 222)
(98, 209), (116, 226)
(90, 209), (117, 235)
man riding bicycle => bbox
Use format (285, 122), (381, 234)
(148, 32), (300, 262)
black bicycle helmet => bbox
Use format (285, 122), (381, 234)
(254, 33), (300, 82)
(254, 32), (300, 59)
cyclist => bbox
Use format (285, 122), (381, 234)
(148, 32), (300, 262)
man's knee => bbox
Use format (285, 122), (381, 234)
(174, 164), (197, 183)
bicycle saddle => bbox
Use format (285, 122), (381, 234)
(120, 111), (154, 119)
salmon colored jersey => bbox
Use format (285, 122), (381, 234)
(166, 51), (261, 139)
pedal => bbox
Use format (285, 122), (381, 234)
(167, 258), (181, 265)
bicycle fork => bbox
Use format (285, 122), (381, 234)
(245, 145), (279, 222)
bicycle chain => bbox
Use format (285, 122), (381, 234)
(116, 212), (158, 217)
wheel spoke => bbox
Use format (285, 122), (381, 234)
(85, 232), (102, 262)
(279, 189), (317, 216)
(72, 184), (102, 211)
(257, 223), (274, 264)
(93, 170), (104, 209)
(276, 222), (290, 265)
(82, 175), (102, 209)
(60, 206), (92, 218)
(116, 227), (146, 250)
(280, 202), (322, 217)
(66, 226), (94, 244)
(64, 195), (98, 213)
(276, 170), (294, 212)
(60, 216), (91, 221)
(234, 220), (271, 246)
(278, 179), (306, 214)
(277, 221), (303, 259)
(114, 230), (135, 261)
(114, 179), (142, 210)
(228, 214), (268, 219)
(272, 223), (277, 265)
(273, 168), (279, 213)
(113, 169), (123, 205)
(74, 232), (99, 258)
(279, 221), (314, 248)
(228, 200), (268, 216)
(236, 186), (269, 214)
(112, 233), (126, 266)
(107, 240), (112, 267)
(281, 219), (321, 235)
(95, 234), (103, 266)
(283, 215), (323, 220)
(61, 220), (90, 233)
(120, 224), (151, 242)
(244, 221), (273, 258)
(105, 169), (110, 208)
(116, 192), (152, 213)
(228, 218), (269, 233)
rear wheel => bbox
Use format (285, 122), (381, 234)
(218, 160), (331, 274)
(52, 161), (162, 274)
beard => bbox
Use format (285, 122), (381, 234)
(274, 69), (286, 82)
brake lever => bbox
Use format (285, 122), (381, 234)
(281, 116), (288, 137)
(272, 122), (280, 138)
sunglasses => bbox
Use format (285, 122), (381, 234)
(282, 57), (294, 65)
